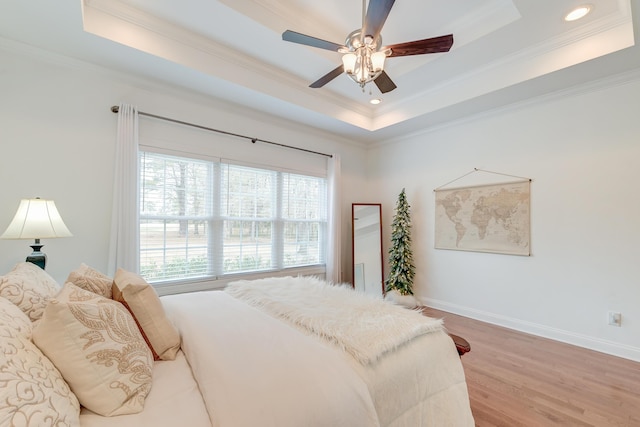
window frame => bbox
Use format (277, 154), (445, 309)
(138, 149), (328, 293)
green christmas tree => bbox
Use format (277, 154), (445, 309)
(385, 188), (416, 296)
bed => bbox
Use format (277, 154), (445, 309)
(0, 262), (474, 426)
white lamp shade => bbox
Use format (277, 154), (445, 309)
(371, 51), (386, 72)
(342, 53), (357, 74)
(1, 199), (72, 239)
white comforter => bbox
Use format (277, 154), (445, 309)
(163, 291), (380, 427)
(226, 277), (474, 426)
(225, 276), (444, 364)
(79, 351), (210, 427)
(81, 285), (474, 427)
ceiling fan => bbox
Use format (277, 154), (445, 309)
(282, 0), (454, 93)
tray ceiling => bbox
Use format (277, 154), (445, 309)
(0, 0), (637, 142)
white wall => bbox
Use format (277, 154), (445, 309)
(0, 46), (366, 287)
(369, 74), (640, 361)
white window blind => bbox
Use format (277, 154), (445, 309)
(139, 152), (213, 281)
(281, 172), (327, 268)
(139, 151), (327, 284)
(220, 163), (276, 273)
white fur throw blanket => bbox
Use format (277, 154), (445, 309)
(225, 276), (443, 365)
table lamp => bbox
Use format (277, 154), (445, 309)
(1, 198), (72, 269)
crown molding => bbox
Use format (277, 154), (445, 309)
(371, 3), (634, 131)
(376, 62), (640, 148)
(0, 36), (365, 148)
(82, 0), (377, 127)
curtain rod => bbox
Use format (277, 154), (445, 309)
(110, 106), (332, 158)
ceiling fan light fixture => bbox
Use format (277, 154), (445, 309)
(281, 0), (454, 93)
(340, 28), (387, 89)
(371, 51), (386, 72)
(343, 48), (385, 89)
(352, 54), (368, 83)
(564, 5), (592, 21)
(342, 53), (358, 74)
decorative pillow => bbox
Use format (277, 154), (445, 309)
(0, 316), (80, 426)
(32, 283), (153, 417)
(0, 262), (60, 322)
(0, 295), (32, 339)
(112, 269), (181, 361)
(66, 263), (112, 299)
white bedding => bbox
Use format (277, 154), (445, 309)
(163, 291), (381, 427)
(79, 351), (210, 427)
(80, 282), (474, 427)
(225, 276), (443, 364)
(225, 277), (474, 426)
(348, 331), (474, 426)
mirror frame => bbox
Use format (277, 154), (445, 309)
(352, 203), (385, 296)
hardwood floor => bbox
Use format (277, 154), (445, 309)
(421, 307), (640, 427)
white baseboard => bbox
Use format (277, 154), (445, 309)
(421, 297), (640, 363)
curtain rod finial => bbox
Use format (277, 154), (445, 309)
(111, 105), (119, 113)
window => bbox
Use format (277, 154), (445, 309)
(139, 151), (327, 283)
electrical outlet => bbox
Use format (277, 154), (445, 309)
(608, 311), (622, 327)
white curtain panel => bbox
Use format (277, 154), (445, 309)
(326, 154), (342, 284)
(108, 103), (140, 275)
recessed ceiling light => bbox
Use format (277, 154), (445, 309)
(564, 5), (591, 21)
(370, 98), (382, 105)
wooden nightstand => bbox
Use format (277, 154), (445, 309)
(449, 333), (471, 357)
(418, 307), (471, 357)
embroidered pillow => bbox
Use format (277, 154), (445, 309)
(0, 262), (60, 322)
(112, 269), (181, 361)
(32, 283), (153, 417)
(0, 295), (32, 339)
(66, 263), (112, 299)
(0, 299), (80, 426)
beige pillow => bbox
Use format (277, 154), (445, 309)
(32, 283), (153, 417)
(66, 263), (112, 299)
(0, 262), (60, 322)
(0, 295), (32, 339)
(112, 269), (181, 361)
(0, 311), (80, 426)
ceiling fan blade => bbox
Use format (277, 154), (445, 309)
(387, 34), (454, 57)
(282, 30), (345, 52)
(363, 0), (395, 41)
(309, 65), (344, 88)
(374, 71), (397, 93)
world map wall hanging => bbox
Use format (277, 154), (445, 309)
(434, 170), (531, 256)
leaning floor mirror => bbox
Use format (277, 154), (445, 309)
(352, 203), (384, 297)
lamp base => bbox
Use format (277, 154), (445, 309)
(26, 243), (47, 270)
